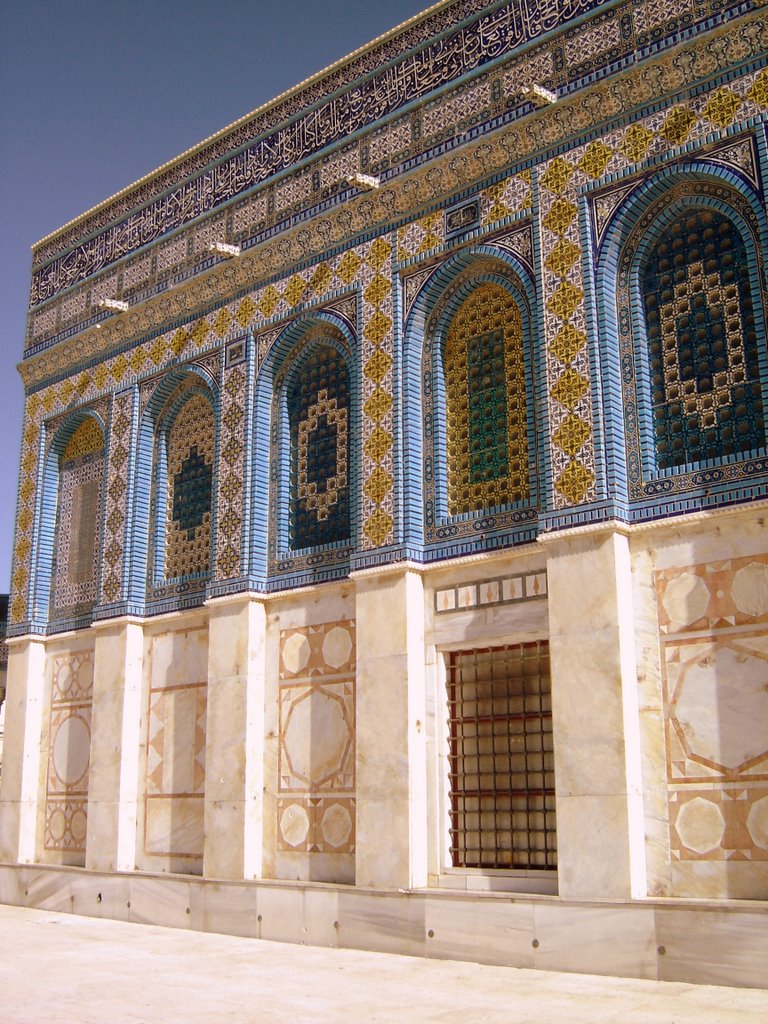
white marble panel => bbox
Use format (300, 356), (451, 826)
(554, 795), (632, 900)
(428, 597), (548, 648)
(255, 884), (305, 943)
(533, 902), (657, 979)
(301, 886), (340, 947)
(150, 628), (208, 688)
(424, 896), (535, 966)
(656, 905), (768, 986)
(24, 869), (73, 913)
(145, 796), (205, 857)
(276, 586), (355, 631)
(337, 890), (425, 955)
(188, 881), (260, 938)
(129, 876), (192, 929)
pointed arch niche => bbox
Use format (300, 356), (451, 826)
(404, 249), (540, 556)
(34, 412), (106, 629)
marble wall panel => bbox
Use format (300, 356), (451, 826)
(43, 650), (94, 863)
(138, 626), (208, 871)
(656, 555), (768, 897)
(275, 618), (356, 882)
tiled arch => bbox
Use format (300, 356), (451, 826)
(32, 411), (107, 632)
(251, 310), (359, 588)
(594, 162), (768, 514)
(128, 364), (219, 613)
(402, 246), (541, 559)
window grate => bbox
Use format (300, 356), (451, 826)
(447, 641), (556, 871)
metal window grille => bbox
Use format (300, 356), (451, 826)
(447, 641), (556, 871)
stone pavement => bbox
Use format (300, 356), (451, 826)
(0, 905), (766, 1023)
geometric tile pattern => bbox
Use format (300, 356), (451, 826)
(10, 53), (768, 621)
(656, 558), (768, 861)
(289, 345), (350, 549)
(30, 0), (749, 303)
(100, 390), (135, 604)
(44, 651), (94, 854)
(278, 619), (355, 854)
(53, 439), (104, 614)
(642, 209), (763, 469)
(165, 394), (215, 580)
(444, 282), (529, 514)
(540, 66), (768, 508)
(480, 170), (533, 225)
(215, 365), (247, 580)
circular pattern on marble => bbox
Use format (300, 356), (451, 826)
(54, 663), (75, 697)
(662, 573), (709, 629)
(732, 563), (768, 618)
(52, 715), (91, 786)
(70, 808), (88, 844)
(48, 808), (67, 842)
(283, 689), (350, 786)
(675, 796), (725, 855)
(673, 643), (768, 770)
(321, 803), (352, 848)
(282, 633), (310, 675)
(280, 803), (310, 847)
(322, 626), (352, 670)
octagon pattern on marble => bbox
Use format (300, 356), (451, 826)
(656, 555), (768, 634)
(277, 618), (356, 855)
(665, 637), (768, 779)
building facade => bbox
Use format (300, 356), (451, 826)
(1, 0), (768, 984)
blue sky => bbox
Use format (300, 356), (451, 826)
(0, 0), (427, 592)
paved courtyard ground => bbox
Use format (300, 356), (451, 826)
(0, 905), (766, 1023)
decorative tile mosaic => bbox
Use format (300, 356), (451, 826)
(445, 282), (530, 515)
(44, 651), (94, 854)
(540, 64), (768, 508)
(100, 390), (134, 604)
(30, 0), (624, 305)
(52, 421), (105, 616)
(422, 260), (538, 545)
(164, 394), (215, 580)
(288, 345), (350, 548)
(656, 558), (768, 862)
(10, 42), (768, 623)
(614, 170), (768, 499)
(435, 569), (547, 612)
(278, 620), (355, 855)
(215, 363), (247, 581)
(24, 8), (768, 370)
(643, 209), (763, 468)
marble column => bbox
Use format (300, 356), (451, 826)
(0, 636), (47, 863)
(86, 619), (144, 872)
(203, 594), (267, 880)
(354, 567), (428, 889)
(542, 527), (646, 900)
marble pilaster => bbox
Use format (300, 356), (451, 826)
(203, 595), (267, 880)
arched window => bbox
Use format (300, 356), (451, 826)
(286, 343), (350, 549)
(51, 417), (105, 618)
(443, 282), (530, 515)
(149, 386), (215, 585)
(164, 393), (215, 578)
(641, 208), (764, 469)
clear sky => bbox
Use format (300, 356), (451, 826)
(0, 0), (428, 593)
